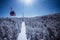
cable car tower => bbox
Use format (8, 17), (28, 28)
(22, 12), (24, 21)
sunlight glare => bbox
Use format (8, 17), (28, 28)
(20, 0), (34, 5)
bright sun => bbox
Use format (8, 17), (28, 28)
(20, 0), (33, 5)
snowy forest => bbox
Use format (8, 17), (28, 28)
(0, 13), (60, 40)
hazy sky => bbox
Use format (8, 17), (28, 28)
(0, 0), (60, 17)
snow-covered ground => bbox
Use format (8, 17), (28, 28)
(17, 22), (27, 40)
